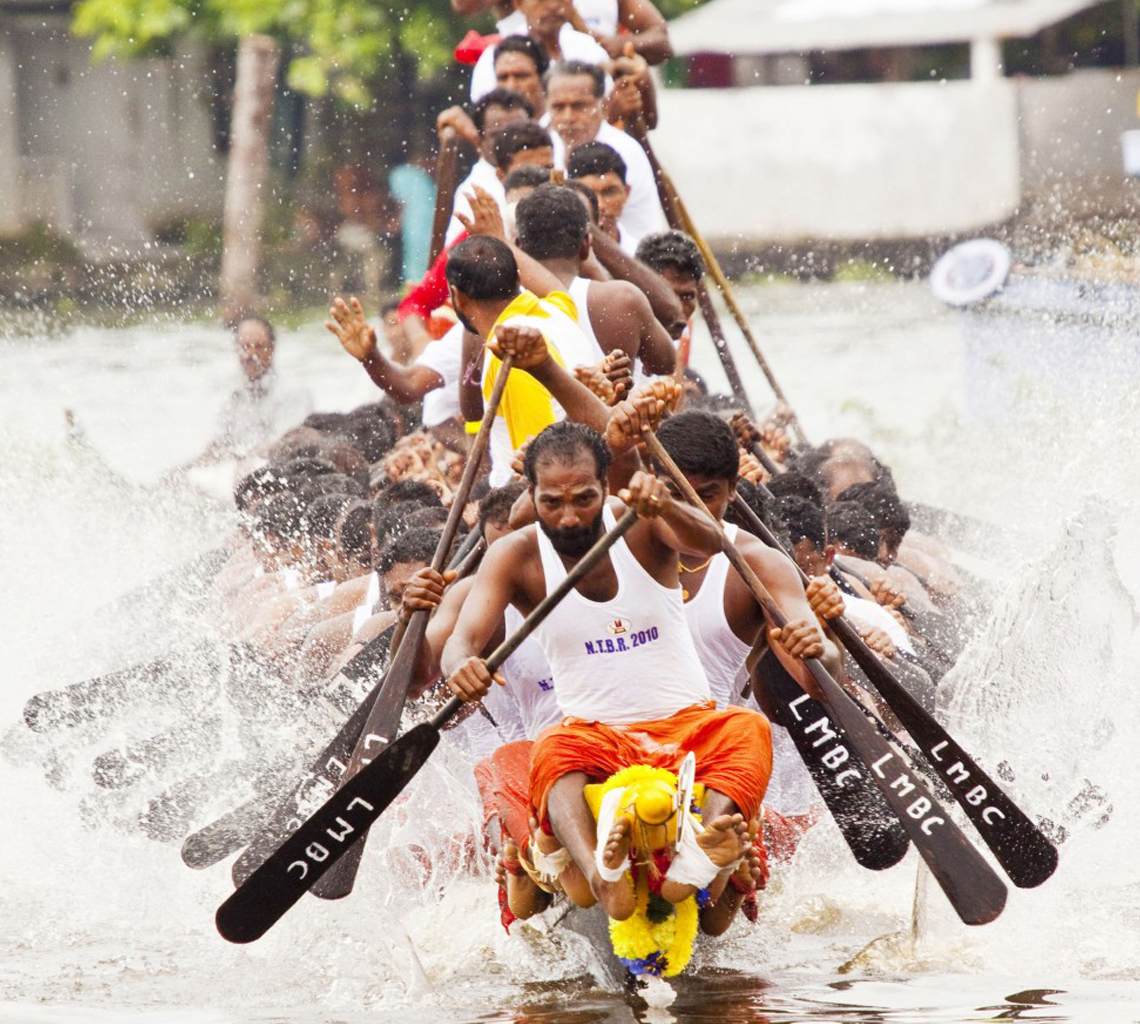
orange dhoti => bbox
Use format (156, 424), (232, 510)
(474, 740), (534, 849)
(529, 701), (772, 825)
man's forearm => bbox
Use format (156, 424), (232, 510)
(361, 351), (442, 404)
(527, 357), (611, 433)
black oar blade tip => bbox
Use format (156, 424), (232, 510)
(215, 906), (270, 945)
(1009, 848), (1059, 890)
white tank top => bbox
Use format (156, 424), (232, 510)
(493, 605), (563, 740)
(575, 0), (619, 35)
(351, 572), (381, 636)
(531, 504), (712, 725)
(682, 523), (754, 709)
(567, 276), (602, 355)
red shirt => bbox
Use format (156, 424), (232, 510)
(398, 231), (468, 324)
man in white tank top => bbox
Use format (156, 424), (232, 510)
(513, 184), (677, 377)
(652, 412), (851, 929)
(440, 420), (773, 922)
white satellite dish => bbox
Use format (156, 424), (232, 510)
(930, 238), (1011, 307)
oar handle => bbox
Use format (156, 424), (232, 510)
(427, 130), (460, 267)
(431, 507), (639, 730)
(639, 134), (807, 445)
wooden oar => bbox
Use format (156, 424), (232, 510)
(23, 638), (225, 734)
(730, 493), (1057, 889)
(644, 430), (1007, 925)
(216, 508), (639, 944)
(221, 528), (486, 881)
(753, 648), (911, 871)
(428, 129), (461, 267)
(636, 136), (807, 445)
(634, 131), (754, 413)
(308, 354), (514, 900)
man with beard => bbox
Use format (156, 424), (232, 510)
(440, 419), (821, 921)
(546, 61), (665, 245)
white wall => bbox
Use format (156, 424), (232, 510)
(7, 17), (223, 249)
(1018, 67), (1140, 210)
(652, 78), (1022, 244)
(0, 22), (20, 233)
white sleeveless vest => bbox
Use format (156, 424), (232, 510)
(531, 504), (712, 725)
(567, 276), (603, 355)
(682, 523), (754, 708)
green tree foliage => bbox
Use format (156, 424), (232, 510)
(654, 0), (710, 18)
(73, 0), (465, 105)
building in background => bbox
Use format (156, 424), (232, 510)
(653, 0), (1140, 246)
(0, 2), (224, 252)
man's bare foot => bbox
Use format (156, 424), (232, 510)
(661, 813), (748, 905)
(500, 836), (551, 920)
(532, 816), (595, 908)
(591, 816), (635, 920)
(697, 813), (748, 869)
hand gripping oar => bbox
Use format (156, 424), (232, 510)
(428, 129), (460, 267)
(643, 431), (1007, 926)
(308, 354), (515, 900)
(637, 136), (808, 446)
(730, 494), (1058, 889)
(215, 507), (639, 944)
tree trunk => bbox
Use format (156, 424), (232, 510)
(220, 34), (280, 320)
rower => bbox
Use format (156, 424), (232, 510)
(546, 61), (666, 245)
(446, 236), (604, 485)
(441, 418), (785, 921)
(635, 230), (704, 368)
(513, 184), (676, 375)
(454, 0), (673, 65)
(470, 0), (612, 103)
(566, 142), (634, 254)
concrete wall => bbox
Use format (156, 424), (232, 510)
(652, 69), (1140, 244)
(1, 14), (223, 250)
(653, 79), (1022, 244)
(1017, 67), (1140, 215)
(0, 21), (20, 232)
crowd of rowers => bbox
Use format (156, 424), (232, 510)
(202, 0), (968, 941)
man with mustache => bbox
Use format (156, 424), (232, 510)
(440, 415), (799, 922)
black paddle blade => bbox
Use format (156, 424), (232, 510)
(309, 614), (430, 901)
(216, 723), (441, 944)
(758, 654), (910, 871)
(808, 661), (1008, 927)
(831, 617), (1059, 889)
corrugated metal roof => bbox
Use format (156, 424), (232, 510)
(668, 0), (1104, 56)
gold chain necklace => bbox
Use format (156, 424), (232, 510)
(679, 554), (715, 601)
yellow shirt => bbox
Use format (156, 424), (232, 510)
(472, 290), (604, 485)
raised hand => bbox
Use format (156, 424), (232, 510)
(619, 470), (671, 519)
(436, 106), (479, 149)
(489, 324), (550, 369)
(601, 349), (632, 400)
(738, 450), (771, 486)
(455, 184), (507, 242)
(858, 625), (897, 660)
(870, 577), (906, 609)
(573, 362), (618, 405)
(728, 412), (760, 448)
(805, 576), (845, 622)
(399, 567), (458, 623)
(325, 296), (377, 362)
(769, 619), (825, 660)
(446, 655), (505, 702)
(628, 378), (683, 413)
(605, 390), (668, 453)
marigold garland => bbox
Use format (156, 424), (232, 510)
(592, 764), (703, 978)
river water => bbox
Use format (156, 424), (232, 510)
(1, 282), (1138, 1023)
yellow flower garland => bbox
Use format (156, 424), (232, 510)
(591, 765), (702, 978)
